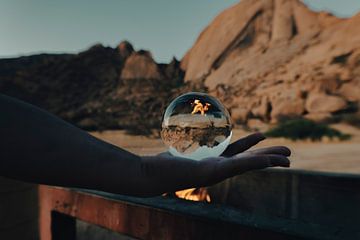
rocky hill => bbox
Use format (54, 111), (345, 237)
(0, 41), (191, 134)
(182, 0), (360, 125)
(0, 0), (359, 133)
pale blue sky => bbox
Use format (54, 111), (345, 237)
(1, 0), (359, 63)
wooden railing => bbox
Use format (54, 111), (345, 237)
(39, 186), (297, 240)
(38, 169), (360, 240)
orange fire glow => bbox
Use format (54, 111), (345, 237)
(191, 99), (211, 115)
(175, 187), (211, 202)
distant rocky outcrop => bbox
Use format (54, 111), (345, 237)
(182, 0), (360, 124)
(0, 41), (187, 134)
(121, 50), (163, 80)
(117, 40), (134, 58)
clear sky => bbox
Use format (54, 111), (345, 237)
(1, 0), (360, 63)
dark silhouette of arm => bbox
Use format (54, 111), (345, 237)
(0, 94), (290, 197)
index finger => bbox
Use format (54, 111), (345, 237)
(206, 154), (290, 184)
(221, 132), (266, 157)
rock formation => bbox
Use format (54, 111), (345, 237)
(182, 0), (360, 124)
(0, 41), (186, 134)
(121, 50), (163, 80)
(0, 0), (359, 133)
(117, 40), (134, 58)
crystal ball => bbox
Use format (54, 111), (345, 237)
(161, 92), (232, 160)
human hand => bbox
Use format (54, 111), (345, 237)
(139, 133), (290, 196)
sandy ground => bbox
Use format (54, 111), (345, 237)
(91, 124), (360, 174)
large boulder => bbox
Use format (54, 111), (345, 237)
(271, 98), (305, 121)
(305, 93), (347, 113)
(339, 82), (360, 102)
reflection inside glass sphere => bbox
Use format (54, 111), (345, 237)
(161, 92), (232, 160)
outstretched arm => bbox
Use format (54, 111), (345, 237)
(0, 94), (290, 197)
(0, 94), (143, 194)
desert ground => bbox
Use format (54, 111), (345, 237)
(91, 123), (360, 175)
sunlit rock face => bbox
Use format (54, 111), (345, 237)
(161, 92), (232, 160)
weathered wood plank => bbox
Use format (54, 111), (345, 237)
(39, 186), (299, 240)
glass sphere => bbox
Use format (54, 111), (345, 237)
(161, 92), (232, 160)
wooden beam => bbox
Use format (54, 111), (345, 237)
(39, 186), (296, 240)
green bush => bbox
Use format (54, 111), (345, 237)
(265, 118), (351, 141)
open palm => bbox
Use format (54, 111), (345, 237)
(139, 133), (290, 196)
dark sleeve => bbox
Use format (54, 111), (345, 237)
(0, 94), (146, 196)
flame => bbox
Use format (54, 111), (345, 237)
(175, 187), (211, 202)
(191, 99), (211, 115)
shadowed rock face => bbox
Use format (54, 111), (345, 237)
(0, 44), (123, 118)
(0, 42), (187, 134)
(182, 0), (360, 123)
